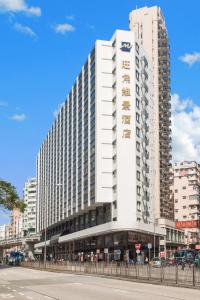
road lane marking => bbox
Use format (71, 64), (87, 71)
(0, 294), (14, 299)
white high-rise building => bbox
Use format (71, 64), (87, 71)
(36, 29), (164, 259)
(129, 6), (172, 221)
(23, 178), (37, 236)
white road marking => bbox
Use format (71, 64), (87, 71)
(11, 290), (16, 292)
(0, 294), (14, 299)
(18, 292), (24, 296)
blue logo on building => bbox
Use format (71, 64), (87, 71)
(120, 42), (132, 52)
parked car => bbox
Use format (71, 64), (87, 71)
(150, 257), (165, 268)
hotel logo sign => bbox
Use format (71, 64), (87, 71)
(120, 42), (132, 52)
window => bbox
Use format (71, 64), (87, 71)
(136, 69), (140, 81)
(113, 201), (117, 209)
(136, 98), (140, 109)
(135, 42), (139, 54)
(183, 206), (186, 209)
(183, 215), (187, 219)
(136, 112), (140, 123)
(137, 185), (141, 196)
(182, 196), (186, 199)
(135, 56), (139, 68)
(136, 127), (140, 137)
(136, 170), (140, 181)
(182, 186), (186, 189)
(136, 141), (140, 152)
(175, 209), (178, 213)
(136, 84), (140, 96)
(136, 156), (140, 167)
(175, 199), (178, 203)
(137, 201), (141, 211)
(175, 189), (178, 193)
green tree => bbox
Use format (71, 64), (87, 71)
(0, 180), (26, 212)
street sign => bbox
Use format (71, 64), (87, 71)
(34, 249), (42, 254)
(160, 252), (166, 258)
(135, 244), (141, 250)
(160, 239), (165, 246)
(136, 249), (140, 254)
(147, 243), (152, 249)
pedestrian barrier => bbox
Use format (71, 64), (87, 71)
(20, 261), (200, 288)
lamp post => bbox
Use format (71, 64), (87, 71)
(148, 219), (157, 259)
(43, 183), (62, 268)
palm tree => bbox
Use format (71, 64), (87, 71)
(0, 180), (26, 212)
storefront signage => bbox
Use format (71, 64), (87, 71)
(121, 59), (131, 139)
(135, 243), (141, 250)
(120, 42), (132, 52)
(195, 245), (200, 250)
(176, 220), (200, 229)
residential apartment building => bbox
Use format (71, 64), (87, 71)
(0, 225), (6, 240)
(172, 161), (200, 245)
(5, 224), (13, 240)
(11, 208), (23, 239)
(36, 29), (165, 260)
(23, 177), (37, 236)
(129, 6), (172, 221)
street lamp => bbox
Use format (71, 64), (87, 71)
(43, 183), (62, 268)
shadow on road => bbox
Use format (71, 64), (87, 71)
(0, 264), (15, 270)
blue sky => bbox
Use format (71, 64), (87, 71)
(0, 0), (200, 225)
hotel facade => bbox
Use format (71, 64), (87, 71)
(36, 28), (165, 260)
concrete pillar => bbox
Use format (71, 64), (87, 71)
(0, 247), (3, 260)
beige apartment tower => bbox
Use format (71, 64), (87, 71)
(172, 161), (200, 245)
(129, 6), (172, 221)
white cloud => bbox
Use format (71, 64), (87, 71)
(10, 113), (26, 121)
(179, 52), (200, 66)
(14, 22), (36, 37)
(53, 103), (64, 118)
(172, 93), (200, 163)
(66, 15), (75, 20)
(0, 0), (41, 16)
(54, 23), (75, 34)
(0, 101), (8, 107)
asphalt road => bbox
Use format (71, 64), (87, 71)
(0, 265), (200, 300)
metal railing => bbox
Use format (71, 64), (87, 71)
(21, 261), (200, 288)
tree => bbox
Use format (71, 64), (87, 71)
(0, 180), (26, 212)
